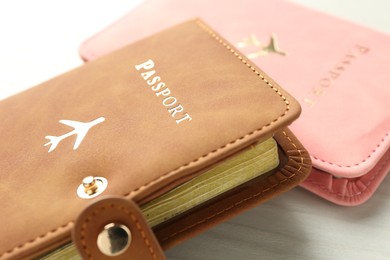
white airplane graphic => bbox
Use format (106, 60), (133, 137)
(44, 117), (105, 153)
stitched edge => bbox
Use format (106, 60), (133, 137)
(129, 213), (158, 259)
(80, 203), (157, 260)
(195, 20), (290, 106)
(80, 9), (390, 170)
(310, 131), (390, 168)
(304, 152), (390, 199)
(282, 131), (304, 165)
(0, 20), (291, 258)
(0, 222), (74, 259)
(160, 130), (306, 243)
(80, 4), (390, 169)
(120, 19), (291, 196)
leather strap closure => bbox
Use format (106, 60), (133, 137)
(72, 196), (165, 260)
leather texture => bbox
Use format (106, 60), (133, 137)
(301, 149), (390, 205)
(154, 128), (311, 249)
(72, 196), (165, 260)
(0, 20), (307, 259)
(78, 0), (390, 206)
(71, 129), (310, 259)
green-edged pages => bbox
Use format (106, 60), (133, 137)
(41, 137), (279, 259)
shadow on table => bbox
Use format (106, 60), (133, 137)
(166, 172), (390, 259)
(165, 189), (313, 260)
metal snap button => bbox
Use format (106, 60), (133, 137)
(77, 176), (108, 199)
(97, 223), (132, 256)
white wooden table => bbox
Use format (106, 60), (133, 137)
(0, 1), (389, 259)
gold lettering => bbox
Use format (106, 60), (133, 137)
(156, 88), (171, 97)
(168, 105), (184, 117)
(152, 82), (165, 91)
(341, 59), (352, 65)
(319, 78), (332, 87)
(135, 59), (192, 124)
(355, 44), (369, 54)
(333, 64), (346, 72)
(135, 59), (155, 70)
(141, 70), (155, 80)
(313, 87), (325, 96)
(302, 98), (316, 107)
(345, 53), (357, 59)
(329, 70), (341, 79)
(303, 44), (369, 107)
(162, 97), (177, 107)
(176, 113), (193, 124)
(147, 76), (161, 86)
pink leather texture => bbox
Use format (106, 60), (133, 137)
(79, 0), (390, 206)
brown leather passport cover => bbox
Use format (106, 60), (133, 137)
(0, 19), (311, 259)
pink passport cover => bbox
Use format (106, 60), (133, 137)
(79, 0), (390, 206)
